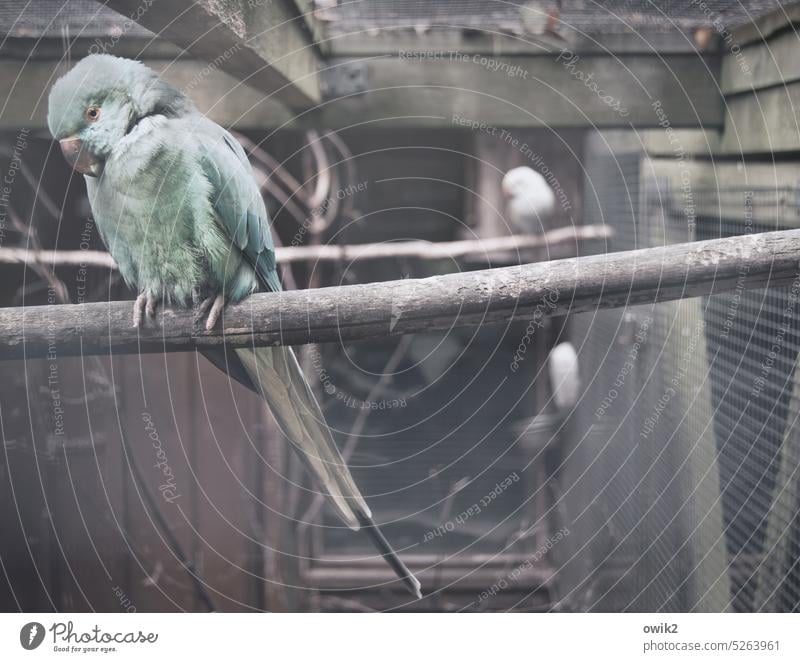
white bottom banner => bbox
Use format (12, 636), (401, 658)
(1, 613), (798, 660)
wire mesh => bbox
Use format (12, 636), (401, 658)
(319, 0), (792, 36)
(562, 136), (800, 612)
(5, 0), (791, 40)
(0, 0), (153, 38)
(695, 190), (800, 612)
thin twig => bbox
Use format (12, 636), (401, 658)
(0, 225), (612, 269)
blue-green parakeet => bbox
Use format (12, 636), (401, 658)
(47, 54), (420, 599)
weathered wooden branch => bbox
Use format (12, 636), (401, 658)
(278, 225), (611, 263)
(2, 229), (799, 360)
(0, 225), (610, 269)
(0, 247), (115, 269)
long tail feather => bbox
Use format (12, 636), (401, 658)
(356, 511), (422, 599)
(232, 345), (421, 597)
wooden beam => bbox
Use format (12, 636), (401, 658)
(1, 40), (722, 131)
(721, 28), (800, 95)
(730, 0), (800, 47)
(716, 3), (800, 156)
(2, 229), (798, 360)
(312, 53), (723, 129)
(0, 59), (294, 130)
(291, 0), (331, 56)
(103, 0), (321, 108)
(326, 27), (714, 58)
(719, 82), (800, 155)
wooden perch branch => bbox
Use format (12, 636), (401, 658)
(0, 225), (611, 269)
(2, 229), (799, 361)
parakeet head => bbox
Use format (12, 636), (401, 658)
(47, 54), (195, 176)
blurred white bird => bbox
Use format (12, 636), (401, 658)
(502, 166), (556, 234)
(548, 342), (581, 412)
(519, 1), (560, 36)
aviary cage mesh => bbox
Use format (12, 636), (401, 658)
(561, 134), (800, 612)
(319, 0), (792, 36)
(7, 0), (792, 39)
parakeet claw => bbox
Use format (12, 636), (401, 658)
(146, 296), (158, 319)
(133, 292), (160, 328)
(206, 294), (226, 331)
(196, 293), (226, 331)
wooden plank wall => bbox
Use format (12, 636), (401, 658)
(718, 3), (800, 155)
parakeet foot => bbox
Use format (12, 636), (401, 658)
(196, 293), (226, 331)
(133, 292), (160, 328)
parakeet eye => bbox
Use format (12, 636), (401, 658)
(85, 106), (101, 122)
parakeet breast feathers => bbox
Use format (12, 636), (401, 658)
(88, 115), (258, 304)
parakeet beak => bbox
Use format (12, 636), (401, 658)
(59, 137), (100, 177)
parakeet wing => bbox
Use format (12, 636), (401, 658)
(197, 123), (281, 293)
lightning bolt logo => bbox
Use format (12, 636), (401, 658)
(20, 622), (45, 650)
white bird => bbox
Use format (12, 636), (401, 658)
(519, 1), (560, 36)
(502, 166), (556, 234)
(548, 342), (581, 411)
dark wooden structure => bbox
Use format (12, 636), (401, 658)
(2, 0), (799, 613)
